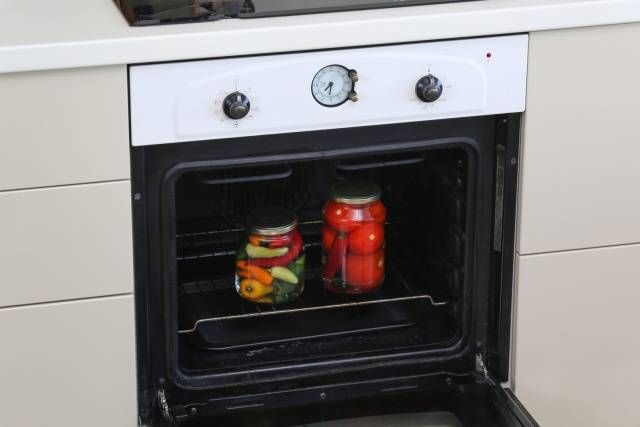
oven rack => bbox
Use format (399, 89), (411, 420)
(175, 220), (323, 261)
(175, 220), (454, 350)
(177, 265), (448, 335)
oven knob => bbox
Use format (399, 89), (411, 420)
(222, 91), (251, 120)
(415, 74), (443, 103)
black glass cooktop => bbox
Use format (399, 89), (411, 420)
(116, 0), (479, 26)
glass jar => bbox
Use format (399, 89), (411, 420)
(235, 207), (305, 304)
(322, 180), (386, 294)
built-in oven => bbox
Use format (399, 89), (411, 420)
(130, 34), (536, 426)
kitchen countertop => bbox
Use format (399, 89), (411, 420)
(1, 0), (639, 73)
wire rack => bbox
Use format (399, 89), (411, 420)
(177, 262), (448, 336)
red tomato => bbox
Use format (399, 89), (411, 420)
(348, 222), (384, 254)
(369, 201), (387, 224)
(323, 201), (361, 233)
(322, 226), (337, 251)
(345, 251), (384, 289)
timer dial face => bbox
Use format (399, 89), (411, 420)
(311, 65), (354, 107)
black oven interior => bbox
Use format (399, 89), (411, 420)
(175, 147), (467, 372)
(132, 116), (520, 425)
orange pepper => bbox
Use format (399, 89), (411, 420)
(236, 260), (272, 285)
(236, 269), (251, 279)
(244, 265), (273, 285)
(249, 234), (262, 246)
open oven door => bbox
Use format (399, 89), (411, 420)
(168, 372), (538, 426)
(292, 384), (538, 427)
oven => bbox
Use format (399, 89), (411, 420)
(130, 34), (536, 426)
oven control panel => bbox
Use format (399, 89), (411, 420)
(129, 35), (527, 146)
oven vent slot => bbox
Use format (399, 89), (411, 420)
(196, 164), (293, 185)
(335, 155), (425, 171)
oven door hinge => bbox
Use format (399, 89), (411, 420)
(157, 388), (175, 424)
(475, 353), (493, 385)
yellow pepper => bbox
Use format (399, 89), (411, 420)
(239, 278), (272, 300)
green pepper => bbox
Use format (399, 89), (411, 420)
(286, 255), (305, 279)
(273, 279), (299, 304)
(235, 245), (248, 260)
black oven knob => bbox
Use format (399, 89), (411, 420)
(416, 74), (443, 103)
(222, 92), (251, 120)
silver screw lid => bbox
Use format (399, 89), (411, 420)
(329, 179), (381, 205)
(247, 207), (298, 236)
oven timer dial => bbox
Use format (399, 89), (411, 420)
(416, 74), (443, 103)
(222, 91), (251, 120)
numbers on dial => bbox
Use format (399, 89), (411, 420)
(311, 65), (357, 107)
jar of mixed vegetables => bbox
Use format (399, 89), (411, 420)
(235, 207), (305, 304)
(322, 180), (386, 294)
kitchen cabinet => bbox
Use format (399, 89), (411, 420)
(518, 23), (640, 254)
(0, 66), (129, 191)
(0, 181), (133, 307)
(514, 243), (640, 426)
(0, 295), (137, 427)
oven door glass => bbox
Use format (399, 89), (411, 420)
(196, 383), (538, 426)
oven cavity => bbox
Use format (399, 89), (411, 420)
(171, 147), (469, 377)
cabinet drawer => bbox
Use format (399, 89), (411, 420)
(519, 24), (640, 254)
(514, 244), (640, 426)
(0, 181), (133, 307)
(0, 66), (129, 191)
(0, 295), (137, 427)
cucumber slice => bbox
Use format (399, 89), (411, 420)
(246, 243), (288, 259)
(271, 266), (299, 284)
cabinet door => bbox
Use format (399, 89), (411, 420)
(518, 24), (640, 254)
(0, 66), (129, 191)
(0, 181), (133, 307)
(514, 244), (640, 426)
(0, 295), (137, 427)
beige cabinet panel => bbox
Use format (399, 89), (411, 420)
(518, 23), (640, 254)
(514, 244), (640, 427)
(0, 66), (129, 191)
(0, 181), (133, 307)
(0, 295), (137, 427)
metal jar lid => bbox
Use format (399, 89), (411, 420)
(329, 179), (381, 205)
(246, 207), (298, 236)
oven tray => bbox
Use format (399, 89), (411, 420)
(178, 265), (447, 351)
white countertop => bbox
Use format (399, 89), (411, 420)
(1, 0), (639, 73)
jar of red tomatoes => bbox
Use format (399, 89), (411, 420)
(322, 180), (386, 294)
(235, 207), (305, 304)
